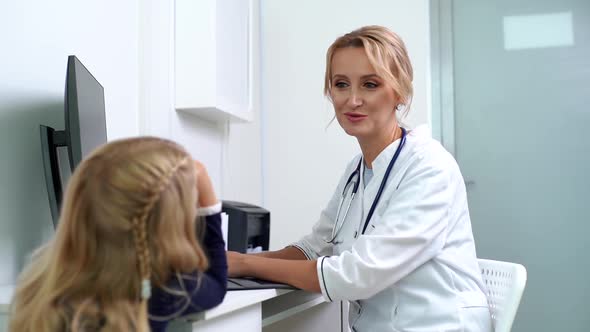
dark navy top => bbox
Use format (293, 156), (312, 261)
(148, 211), (227, 331)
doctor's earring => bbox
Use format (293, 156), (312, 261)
(395, 104), (405, 112)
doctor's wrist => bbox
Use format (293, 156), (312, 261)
(227, 251), (249, 277)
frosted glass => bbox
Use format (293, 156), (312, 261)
(503, 12), (574, 50)
(449, 0), (590, 331)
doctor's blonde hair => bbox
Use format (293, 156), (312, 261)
(9, 137), (208, 332)
(324, 25), (414, 116)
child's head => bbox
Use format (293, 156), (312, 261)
(10, 137), (208, 331)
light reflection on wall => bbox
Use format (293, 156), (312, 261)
(503, 12), (574, 50)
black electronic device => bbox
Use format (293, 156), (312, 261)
(222, 200), (296, 290)
(222, 200), (270, 254)
(40, 55), (107, 227)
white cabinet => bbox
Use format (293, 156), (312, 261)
(175, 0), (253, 123)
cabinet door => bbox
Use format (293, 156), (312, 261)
(168, 304), (262, 332)
(175, 0), (254, 123)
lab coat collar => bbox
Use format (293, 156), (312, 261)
(370, 124), (431, 173)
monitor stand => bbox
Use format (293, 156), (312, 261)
(40, 125), (66, 228)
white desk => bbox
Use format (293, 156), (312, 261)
(169, 288), (339, 332)
(0, 286), (341, 332)
(0, 285), (12, 331)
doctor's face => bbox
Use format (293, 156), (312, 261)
(329, 47), (399, 140)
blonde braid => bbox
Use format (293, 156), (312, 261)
(131, 156), (190, 300)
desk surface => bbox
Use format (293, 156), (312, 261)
(0, 285), (296, 319)
(0, 284), (323, 327)
(0, 285), (12, 314)
(194, 288), (291, 321)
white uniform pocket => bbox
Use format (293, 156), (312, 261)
(457, 291), (493, 332)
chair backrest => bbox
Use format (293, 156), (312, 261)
(478, 258), (527, 332)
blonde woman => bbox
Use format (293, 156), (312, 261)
(228, 26), (492, 331)
(9, 137), (227, 332)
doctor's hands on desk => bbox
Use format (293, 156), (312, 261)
(227, 251), (247, 277)
(227, 246), (307, 277)
(226, 248), (321, 292)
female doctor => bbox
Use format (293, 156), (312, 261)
(228, 25), (492, 332)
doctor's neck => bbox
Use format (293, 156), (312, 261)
(359, 124), (402, 169)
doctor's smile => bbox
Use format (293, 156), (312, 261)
(344, 112), (368, 123)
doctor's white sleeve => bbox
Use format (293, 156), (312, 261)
(290, 186), (341, 260)
(316, 155), (454, 302)
(290, 158), (358, 260)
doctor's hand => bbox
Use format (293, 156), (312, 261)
(227, 250), (321, 292)
(227, 251), (248, 277)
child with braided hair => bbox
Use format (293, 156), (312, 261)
(9, 137), (227, 332)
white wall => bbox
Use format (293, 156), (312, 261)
(137, 0), (226, 190)
(0, 0), (263, 286)
(224, 0), (264, 205)
(261, 0), (431, 249)
(138, 0), (263, 205)
(0, 0), (140, 285)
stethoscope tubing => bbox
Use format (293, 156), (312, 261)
(361, 128), (406, 233)
(327, 127), (407, 243)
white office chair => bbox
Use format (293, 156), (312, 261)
(478, 258), (527, 332)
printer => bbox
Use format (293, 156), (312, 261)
(222, 200), (270, 253)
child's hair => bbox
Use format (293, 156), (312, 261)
(9, 136), (209, 332)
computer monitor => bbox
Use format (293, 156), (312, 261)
(64, 56), (107, 170)
(40, 55), (108, 227)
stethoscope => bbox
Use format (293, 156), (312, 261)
(326, 127), (407, 244)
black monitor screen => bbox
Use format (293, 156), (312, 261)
(65, 55), (107, 170)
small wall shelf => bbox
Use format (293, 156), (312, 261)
(176, 105), (251, 123)
(175, 0), (254, 123)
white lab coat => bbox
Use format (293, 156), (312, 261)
(293, 125), (492, 332)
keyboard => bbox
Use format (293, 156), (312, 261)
(227, 277), (297, 290)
